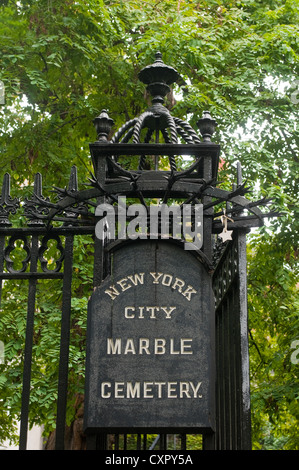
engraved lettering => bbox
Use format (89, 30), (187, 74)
(104, 272), (197, 301)
(124, 306), (176, 319)
(180, 381), (191, 398)
(149, 272), (163, 284)
(156, 382), (166, 398)
(124, 306), (135, 318)
(124, 339), (136, 355)
(101, 382), (111, 398)
(172, 277), (185, 293)
(127, 382), (140, 398)
(117, 277), (131, 292)
(144, 382), (154, 398)
(100, 381), (203, 399)
(190, 381), (202, 398)
(181, 338), (193, 354)
(107, 338), (121, 355)
(161, 274), (173, 286)
(146, 306), (159, 319)
(182, 285), (197, 301)
(139, 338), (150, 355)
(115, 382), (125, 398)
(160, 306), (176, 319)
(155, 338), (166, 355)
(168, 382), (177, 398)
(138, 306), (144, 318)
(104, 285), (120, 300)
(127, 273), (144, 286)
(170, 338), (180, 355)
(106, 338), (193, 355)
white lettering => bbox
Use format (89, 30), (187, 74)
(156, 382), (166, 398)
(149, 272), (197, 301)
(127, 382), (140, 398)
(160, 306), (176, 319)
(101, 382), (111, 398)
(106, 338), (193, 355)
(182, 285), (197, 301)
(144, 382), (154, 398)
(146, 306), (159, 319)
(124, 339), (136, 355)
(154, 338), (166, 355)
(149, 455), (193, 465)
(127, 273), (144, 286)
(190, 381), (202, 398)
(149, 272), (163, 284)
(115, 382), (125, 398)
(161, 274), (173, 286)
(104, 272), (144, 300)
(107, 338), (121, 355)
(139, 338), (150, 355)
(170, 338), (180, 355)
(126, 204), (147, 240)
(124, 305), (176, 319)
(104, 272), (197, 301)
(181, 338), (193, 354)
(95, 204), (115, 241)
(138, 306), (144, 318)
(180, 381), (191, 398)
(168, 382), (177, 398)
(124, 306), (135, 318)
(104, 285), (120, 300)
(100, 381), (203, 399)
(105, 455), (140, 467)
(172, 277), (185, 293)
(291, 340), (299, 365)
(117, 277), (131, 292)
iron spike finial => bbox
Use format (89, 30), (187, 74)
(154, 51), (163, 62)
(33, 172), (43, 198)
(197, 111), (218, 142)
(93, 109), (114, 142)
(68, 165), (78, 193)
(138, 51), (180, 104)
(138, 51), (180, 85)
(24, 172), (59, 226)
(0, 173), (19, 226)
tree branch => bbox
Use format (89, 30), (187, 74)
(47, 114), (86, 138)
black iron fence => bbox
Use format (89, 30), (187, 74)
(213, 232), (252, 450)
(0, 53), (275, 451)
(0, 228), (250, 449)
(0, 168), (255, 450)
(0, 224), (92, 449)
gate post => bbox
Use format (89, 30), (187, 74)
(0, 52), (274, 451)
(212, 229), (252, 449)
(82, 53), (270, 449)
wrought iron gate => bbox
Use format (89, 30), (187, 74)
(213, 231), (252, 450)
(0, 53), (274, 450)
(0, 171), (94, 450)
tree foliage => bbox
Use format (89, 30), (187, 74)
(0, 0), (298, 449)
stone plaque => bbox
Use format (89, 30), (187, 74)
(84, 240), (215, 433)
